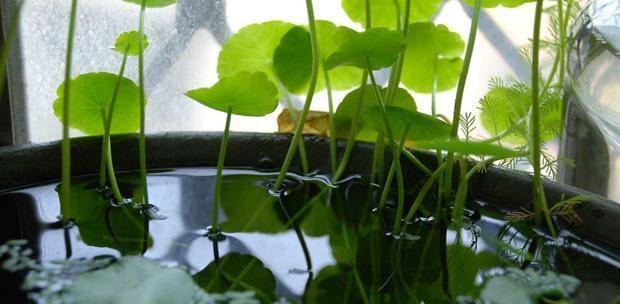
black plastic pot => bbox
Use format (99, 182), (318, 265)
(0, 132), (619, 301)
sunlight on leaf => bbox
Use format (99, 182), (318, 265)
(114, 31), (148, 57)
(334, 85), (416, 141)
(324, 28), (405, 71)
(342, 0), (443, 28)
(364, 105), (451, 142)
(122, 0), (177, 8)
(414, 139), (524, 158)
(401, 23), (464, 93)
(186, 72), (279, 116)
(463, 0), (534, 8)
(218, 21), (295, 86)
(194, 253), (276, 303)
(53, 72), (141, 136)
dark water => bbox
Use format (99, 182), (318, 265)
(0, 168), (619, 303)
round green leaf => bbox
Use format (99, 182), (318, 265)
(463, 0), (534, 8)
(185, 72), (279, 117)
(273, 21), (362, 94)
(114, 31), (149, 57)
(122, 0), (177, 8)
(67, 257), (199, 304)
(334, 85), (416, 141)
(401, 23), (465, 93)
(479, 83), (562, 145)
(194, 253), (277, 303)
(218, 21), (295, 85)
(342, 0), (444, 28)
(324, 28), (405, 71)
(414, 139), (524, 158)
(363, 105), (451, 141)
(53, 72), (142, 136)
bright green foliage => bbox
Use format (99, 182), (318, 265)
(364, 105), (451, 141)
(53, 72), (141, 135)
(218, 21), (295, 85)
(185, 72), (279, 116)
(274, 21), (362, 93)
(401, 23), (465, 93)
(114, 31), (148, 57)
(341, 0), (444, 28)
(67, 257), (197, 304)
(194, 253), (276, 303)
(334, 85), (416, 141)
(479, 80), (562, 145)
(122, 0), (177, 8)
(480, 268), (580, 304)
(56, 178), (152, 255)
(463, 0), (534, 8)
(324, 28), (405, 71)
(414, 139), (524, 158)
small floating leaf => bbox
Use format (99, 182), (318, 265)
(413, 139), (524, 158)
(334, 85), (416, 141)
(401, 23), (465, 93)
(122, 0), (178, 8)
(53, 72), (141, 135)
(186, 72), (279, 116)
(194, 253), (276, 303)
(67, 256), (198, 303)
(114, 31), (149, 56)
(324, 28), (405, 71)
(364, 106), (451, 141)
(463, 0), (534, 8)
(218, 21), (295, 85)
(342, 0), (444, 28)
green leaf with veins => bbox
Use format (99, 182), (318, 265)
(414, 139), (524, 158)
(334, 85), (416, 141)
(274, 21), (362, 94)
(364, 105), (451, 142)
(342, 0), (444, 28)
(324, 28), (405, 71)
(185, 72), (279, 116)
(401, 23), (465, 93)
(479, 82), (562, 145)
(53, 72), (141, 136)
(122, 0), (177, 8)
(463, 0), (534, 8)
(194, 253), (276, 303)
(68, 257), (198, 304)
(114, 31), (148, 57)
(218, 21), (295, 86)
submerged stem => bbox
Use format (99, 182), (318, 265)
(274, 0), (320, 190)
(61, 0), (79, 221)
(137, 0), (149, 205)
(212, 107), (232, 232)
(531, 0), (557, 237)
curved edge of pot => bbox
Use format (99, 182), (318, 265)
(0, 131), (618, 254)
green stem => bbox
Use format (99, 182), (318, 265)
(212, 107), (232, 231)
(99, 48), (130, 189)
(444, 0), (481, 197)
(402, 163), (447, 231)
(323, 68), (338, 174)
(531, 0), (557, 237)
(138, 0), (149, 205)
(278, 81), (310, 174)
(99, 110), (123, 202)
(61, 0), (79, 222)
(378, 123), (411, 211)
(274, 0), (320, 191)
(0, 1), (23, 97)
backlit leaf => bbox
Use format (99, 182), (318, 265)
(114, 31), (148, 57)
(342, 0), (444, 28)
(324, 28), (405, 71)
(463, 0), (534, 8)
(364, 105), (451, 142)
(122, 0), (177, 8)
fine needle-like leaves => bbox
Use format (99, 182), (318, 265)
(341, 0), (444, 28)
(401, 23), (465, 93)
(186, 72), (279, 116)
(324, 28), (405, 71)
(122, 0), (178, 8)
(53, 73), (142, 135)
